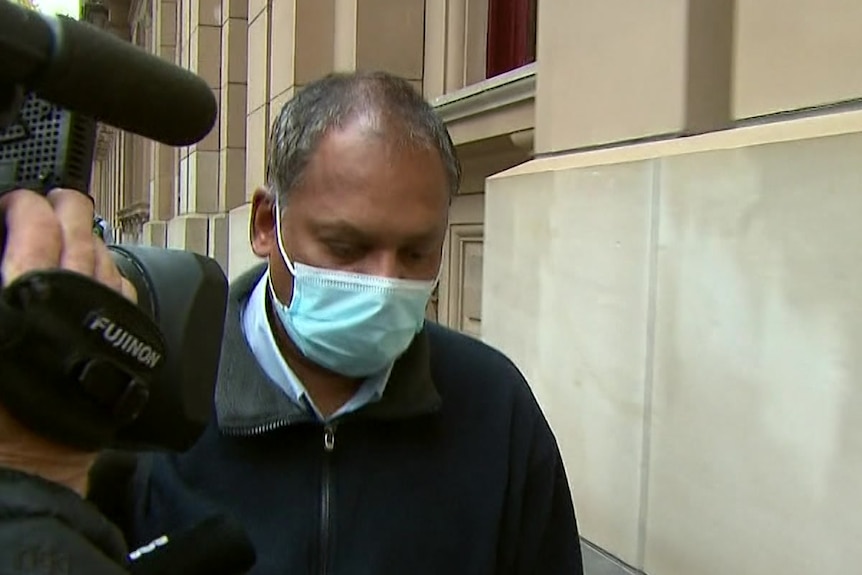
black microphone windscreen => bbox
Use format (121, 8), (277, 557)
(128, 515), (257, 575)
(31, 14), (216, 146)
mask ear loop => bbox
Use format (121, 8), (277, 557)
(432, 239), (448, 287)
(268, 192), (298, 308)
(273, 194), (297, 276)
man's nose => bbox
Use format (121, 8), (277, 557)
(364, 251), (402, 279)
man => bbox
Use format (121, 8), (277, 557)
(0, 187), (133, 573)
(0, 71), (583, 573)
(119, 71), (582, 574)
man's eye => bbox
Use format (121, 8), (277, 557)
(402, 247), (433, 262)
(327, 242), (361, 259)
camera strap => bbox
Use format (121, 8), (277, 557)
(0, 269), (165, 450)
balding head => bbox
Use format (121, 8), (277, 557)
(266, 71), (461, 204)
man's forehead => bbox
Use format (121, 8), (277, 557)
(304, 130), (445, 188)
(279, 119), (451, 222)
(315, 117), (437, 160)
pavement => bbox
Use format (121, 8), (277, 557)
(581, 540), (642, 575)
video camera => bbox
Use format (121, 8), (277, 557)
(0, 0), (227, 452)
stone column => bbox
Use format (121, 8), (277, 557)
(230, 0), (425, 280)
(144, 0), (180, 247)
(218, 0), (247, 213)
(534, 0), (734, 154)
(206, 0), (249, 269)
(230, 0), (338, 280)
(332, 0), (424, 90)
(423, 0), (487, 99)
(168, 0), (223, 257)
(184, 0), (222, 214)
(228, 0), (271, 279)
(110, 133), (124, 242)
(734, 0), (862, 118)
(245, 0), (336, 201)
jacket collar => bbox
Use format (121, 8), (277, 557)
(215, 264), (441, 435)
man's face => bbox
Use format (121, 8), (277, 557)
(251, 121), (451, 306)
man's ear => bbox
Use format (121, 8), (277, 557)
(250, 187), (277, 257)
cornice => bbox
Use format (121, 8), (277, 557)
(431, 63), (537, 124)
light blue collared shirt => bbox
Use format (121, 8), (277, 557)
(240, 271), (392, 422)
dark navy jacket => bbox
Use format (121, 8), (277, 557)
(120, 265), (583, 574)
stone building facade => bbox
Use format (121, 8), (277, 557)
(84, 1), (862, 573)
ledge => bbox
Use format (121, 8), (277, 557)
(431, 63), (537, 124)
(490, 107), (862, 181)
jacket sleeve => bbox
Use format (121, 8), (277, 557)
(498, 381), (585, 575)
(516, 445), (584, 574)
(0, 466), (130, 575)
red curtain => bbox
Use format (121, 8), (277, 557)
(485, 0), (537, 79)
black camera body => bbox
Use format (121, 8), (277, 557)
(0, 56), (227, 452)
(110, 245), (227, 451)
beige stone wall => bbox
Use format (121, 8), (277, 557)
(485, 109), (862, 575)
(481, 1), (862, 573)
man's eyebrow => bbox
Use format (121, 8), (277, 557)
(310, 220), (442, 246)
(310, 220), (372, 241)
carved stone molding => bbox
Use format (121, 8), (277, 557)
(446, 223), (484, 339)
(95, 123), (117, 161)
(431, 63), (536, 124)
(117, 201), (150, 236)
(429, 63), (536, 148)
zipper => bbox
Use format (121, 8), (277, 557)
(320, 424), (337, 575)
(221, 416), (305, 437)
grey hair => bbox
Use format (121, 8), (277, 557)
(265, 71), (461, 204)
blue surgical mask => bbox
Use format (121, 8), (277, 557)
(268, 201), (437, 378)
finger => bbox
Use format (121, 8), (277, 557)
(92, 238), (124, 295)
(46, 189), (96, 277)
(0, 190), (63, 287)
(93, 239), (138, 304)
(120, 277), (138, 304)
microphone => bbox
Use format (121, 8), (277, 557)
(0, 0), (217, 146)
(128, 515), (257, 575)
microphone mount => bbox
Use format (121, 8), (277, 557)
(0, 83), (24, 131)
(0, 86), (98, 197)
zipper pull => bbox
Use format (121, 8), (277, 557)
(323, 425), (336, 452)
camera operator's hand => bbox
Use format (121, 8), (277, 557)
(0, 188), (136, 497)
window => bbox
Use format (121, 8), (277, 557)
(485, 0), (537, 79)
